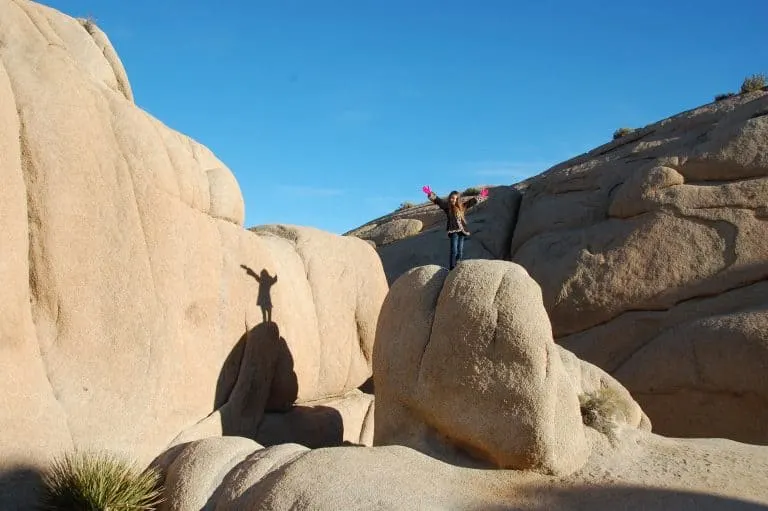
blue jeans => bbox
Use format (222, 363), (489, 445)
(449, 232), (466, 270)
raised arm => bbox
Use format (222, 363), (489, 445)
(428, 192), (450, 212)
(241, 264), (259, 281)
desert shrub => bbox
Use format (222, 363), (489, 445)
(397, 201), (416, 211)
(463, 186), (481, 195)
(40, 450), (164, 511)
(78, 15), (98, 35)
(612, 127), (634, 140)
(740, 74), (767, 94)
(579, 385), (632, 438)
(714, 92), (736, 101)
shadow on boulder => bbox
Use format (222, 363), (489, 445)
(507, 483), (768, 511)
(215, 322), (347, 448)
(214, 320), (298, 439)
(0, 465), (44, 511)
(213, 265), (348, 448)
(256, 405), (346, 448)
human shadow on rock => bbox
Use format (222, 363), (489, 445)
(240, 265), (278, 324)
(213, 265), (347, 447)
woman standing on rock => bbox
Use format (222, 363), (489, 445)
(423, 186), (488, 270)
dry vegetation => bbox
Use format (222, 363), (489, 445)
(40, 450), (164, 511)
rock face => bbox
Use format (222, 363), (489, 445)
(155, 432), (768, 510)
(372, 260), (647, 475)
(0, 2), (386, 508)
(351, 90), (768, 444)
(156, 430), (768, 511)
(513, 91), (768, 443)
(351, 218), (423, 247)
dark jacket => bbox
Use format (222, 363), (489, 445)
(429, 193), (485, 235)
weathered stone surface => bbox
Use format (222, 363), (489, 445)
(155, 430), (768, 510)
(557, 347), (651, 432)
(511, 91), (768, 442)
(155, 436), (263, 511)
(352, 218), (423, 247)
(373, 260), (596, 475)
(345, 200), (445, 238)
(351, 90), (768, 444)
(0, 5), (388, 510)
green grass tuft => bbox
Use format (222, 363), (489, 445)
(396, 201), (416, 211)
(40, 450), (164, 511)
(462, 186), (481, 195)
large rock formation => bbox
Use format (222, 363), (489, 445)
(373, 260), (648, 475)
(154, 260), (768, 509)
(0, 2), (387, 508)
(350, 90), (768, 444)
(514, 91), (768, 443)
(4, 1), (767, 509)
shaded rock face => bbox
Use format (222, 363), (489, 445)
(0, 3), (387, 508)
(352, 91), (768, 444)
(255, 390), (375, 449)
(372, 260), (647, 475)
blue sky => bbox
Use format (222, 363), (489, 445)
(43, 0), (768, 234)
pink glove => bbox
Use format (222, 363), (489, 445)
(422, 185), (432, 195)
(480, 188), (489, 198)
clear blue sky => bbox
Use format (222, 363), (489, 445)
(42, 0), (768, 234)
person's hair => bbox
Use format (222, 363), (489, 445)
(448, 190), (465, 218)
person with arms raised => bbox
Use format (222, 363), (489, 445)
(423, 185), (488, 270)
